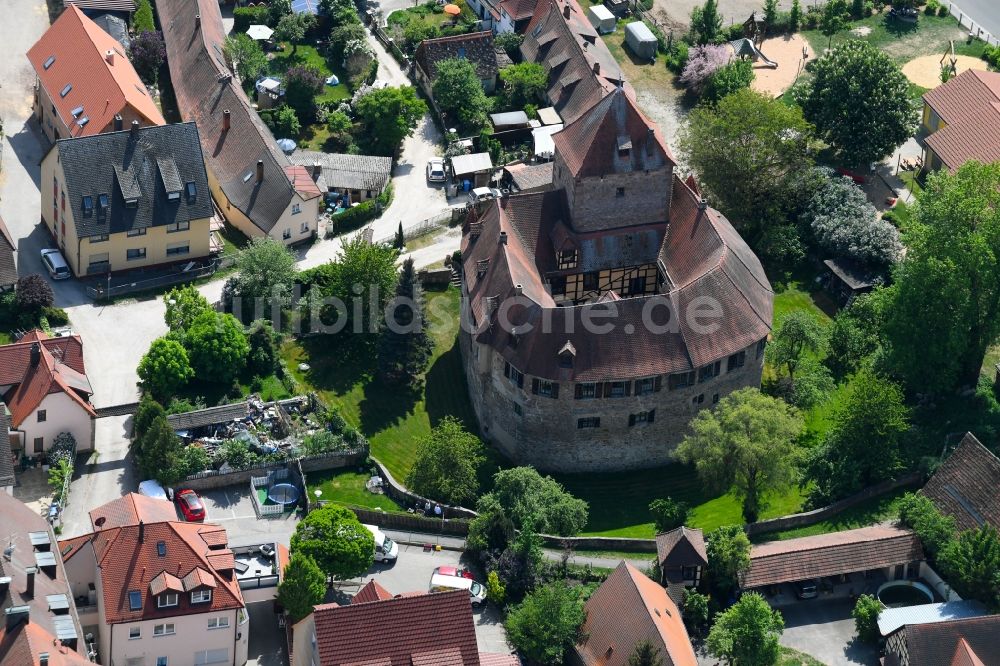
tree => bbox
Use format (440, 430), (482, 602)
(328, 22), (368, 63)
(704, 60), (754, 103)
(800, 41), (916, 166)
(495, 31), (523, 58)
(789, 0), (801, 31)
(807, 170), (901, 266)
(325, 109), (353, 150)
(133, 395), (166, 444)
(648, 497), (689, 533)
(284, 64), (325, 122)
(897, 493), (956, 559)
(129, 30), (166, 85)
(354, 85), (427, 156)
(705, 525), (751, 597)
(133, 0), (155, 33)
(707, 592), (784, 666)
(628, 641), (663, 666)
(939, 525), (1000, 606)
(405, 416), (484, 506)
(690, 0), (722, 44)
(377, 258), (432, 385)
(485, 570), (506, 605)
(247, 319), (280, 377)
(852, 594), (882, 643)
(679, 88), (814, 244)
(135, 415), (184, 486)
(290, 505), (374, 579)
(881, 162), (1000, 392)
(805, 368), (909, 503)
(262, 105), (302, 139)
(504, 581), (586, 666)
(232, 236), (298, 303)
(825, 292), (884, 378)
(275, 12), (315, 54)
(183, 311), (250, 384)
(677, 388), (803, 523)
(683, 590), (710, 635)
(763, 0), (778, 26)
(267, 0), (292, 26)
(164, 285), (211, 332)
(680, 44), (730, 95)
(394, 221), (405, 250)
(767, 310), (825, 388)
(851, 0), (866, 19)
(223, 33), (268, 84)
(498, 62), (547, 110)
(432, 58), (492, 130)
(476, 466), (589, 536)
(819, 0), (849, 49)
(15, 274), (54, 312)
(277, 553), (326, 623)
(343, 39), (374, 79)
(138, 337), (194, 401)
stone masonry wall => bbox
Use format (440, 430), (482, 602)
(557, 166), (673, 233)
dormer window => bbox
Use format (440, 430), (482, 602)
(167, 190), (181, 201)
(82, 196), (93, 217)
(157, 593), (179, 608)
(125, 197), (138, 208)
(98, 193), (109, 210)
(557, 249), (577, 269)
(128, 590), (142, 611)
(191, 589), (212, 604)
(457, 47), (466, 59)
(185, 181), (197, 201)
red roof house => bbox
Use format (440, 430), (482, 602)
(920, 70), (1000, 172)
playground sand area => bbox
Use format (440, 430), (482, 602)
(902, 54), (989, 89)
(750, 34), (814, 97)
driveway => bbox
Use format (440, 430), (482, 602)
(247, 600), (287, 666)
(779, 598), (878, 666)
(652, 0), (797, 31)
(950, 0), (1000, 42)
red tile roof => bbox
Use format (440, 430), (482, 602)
(744, 525), (923, 589)
(922, 70), (1000, 171)
(922, 432), (1000, 532)
(26, 5), (164, 137)
(577, 562), (697, 666)
(0, 621), (93, 666)
(655, 527), (707, 569)
(0, 332), (95, 428)
(88, 492), (179, 530)
(892, 616), (1000, 666)
(353, 580), (394, 605)
(950, 638), (987, 666)
(313, 589), (480, 666)
(285, 165), (323, 200)
(499, 0), (538, 21)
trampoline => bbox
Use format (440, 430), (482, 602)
(267, 483), (301, 506)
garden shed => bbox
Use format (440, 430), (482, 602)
(587, 4), (615, 34)
(624, 21), (657, 61)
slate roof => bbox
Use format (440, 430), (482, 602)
(0, 216), (16, 289)
(0, 332), (95, 428)
(921, 432), (1000, 532)
(289, 151), (393, 193)
(744, 525), (924, 589)
(889, 615), (1000, 666)
(577, 562), (697, 666)
(89, 11), (130, 48)
(158, 0), (304, 234)
(166, 401), (250, 431)
(505, 162), (554, 193)
(415, 31), (504, 83)
(655, 527), (707, 569)
(87, 492), (179, 531)
(313, 589), (481, 665)
(55, 122), (213, 238)
(27, 5), (164, 138)
(922, 70), (1000, 171)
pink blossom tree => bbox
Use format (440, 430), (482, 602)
(680, 44), (731, 94)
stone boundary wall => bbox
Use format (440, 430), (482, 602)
(371, 458), (479, 520)
(180, 449), (366, 492)
(336, 504), (472, 537)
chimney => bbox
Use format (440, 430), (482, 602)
(25, 567), (36, 598)
(113, 114), (123, 132)
(592, 61), (600, 75)
(563, 3), (570, 18)
(223, 109), (231, 132)
(498, 231), (507, 245)
(30, 343), (41, 367)
(0, 576), (11, 598)
(312, 162), (322, 178)
(646, 127), (655, 156)
(130, 120), (140, 135)
(40, 654), (49, 666)
(105, 49), (114, 65)
(195, 14), (201, 28)
(698, 198), (707, 211)
(514, 284), (523, 296)
(256, 160), (264, 183)
(138, 520), (145, 544)
(4, 606), (29, 631)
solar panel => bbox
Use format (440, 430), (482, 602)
(70, 106), (84, 118)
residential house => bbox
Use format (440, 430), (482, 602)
(289, 580), (518, 666)
(0, 331), (96, 459)
(883, 615), (1000, 666)
(27, 5), (164, 144)
(0, 492), (89, 666)
(0, 406), (15, 494)
(502, 161), (554, 193)
(574, 561), (697, 666)
(919, 69), (1000, 173)
(289, 151), (393, 204)
(59, 493), (249, 666)
(415, 32), (510, 105)
(41, 121), (214, 276)
(655, 527), (707, 603)
(878, 600), (988, 641)
(158, 0), (322, 246)
(466, 0), (501, 31)
(921, 432), (1000, 532)
(497, 0), (539, 33)
(63, 0), (136, 19)
(0, 216), (16, 291)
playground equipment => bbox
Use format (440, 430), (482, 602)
(732, 12), (778, 68)
(940, 40), (958, 80)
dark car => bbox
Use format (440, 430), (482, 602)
(175, 488), (206, 522)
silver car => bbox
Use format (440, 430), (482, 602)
(426, 158), (446, 182)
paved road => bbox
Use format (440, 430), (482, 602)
(780, 598), (878, 666)
(950, 0), (1000, 41)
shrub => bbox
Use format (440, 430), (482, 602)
(486, 570), (506, 605)
(853, 594), (883, 642)
(664, 41), (689, 74)
(680, 44), (730, 94)
(649, 497), (689, 533)
(42, 306), (69, 326)
(326, 200), (378, 236)
(233, 6), (269, 33)
(15, 274), (54, 312)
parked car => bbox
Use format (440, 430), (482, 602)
(40, 248), (71, 280)
(175, 488), (206, 522)
(430, 572), (487, 607)
(138, 479), (172, 501)
(426, 158), (446, 182)
(468, 186), (502, 204)
(364, 524), (398, 563)
(434, 565), (474, 580)
(795, 579), (819, 599)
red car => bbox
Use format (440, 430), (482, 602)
(175, 489), (206, 522)
(434, 566), (474, 580)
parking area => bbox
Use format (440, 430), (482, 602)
(780, 597), (878, 666)
(196, 485), (301, 548)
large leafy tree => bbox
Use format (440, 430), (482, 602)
(290, 505), (374, 579)
(15, 274), (54, 312)
(498, 62), (547, 110)
(277, 553), (326, 623)
(233, 237), (298, 301)
(137, 337), (194, 402)
(805, 368), (909, 503)
(405, 416), (484, 506)
(677, 388), (803, 523)
(819, 0), (849, 48)
(128, 31), (166, 85)
(897, 493), (956, 559)
(504, 581), (586, 666)
(377, 258), (432, 385)
(807, 170), (901, 266)
(939, 525), (1000, 607)
(707, 592), (784, 666)
(881, 162), (1000, 392)
(223, 33), (268, 85)
(689, 0), (722, 45)
(767, 310), (826, 388)
(852, 594), (883, 643)
(825, 292), (884, 379)
(183, 311), (250, 384)
(164, 285), (212, 332)
(475, 466), (589, 536)
(274, 12), (315, 54)
(705, 525), (751, 597)
(679, 88), (814, 244)
(284, 64), (325, 122)
(432, 58), (492, 131)
(800, 40), (915, 166)
(354, 86), (427, 156)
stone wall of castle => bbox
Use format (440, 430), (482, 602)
(553, 159), (673, 233)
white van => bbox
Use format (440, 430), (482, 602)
(138, 479), (172, 501)
(40, 248), (71, 280)
(429, 573), (486, 607)
(364, 524), (398, 563)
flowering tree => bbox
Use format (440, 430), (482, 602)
(680, 44), (729, 94)
(128, 30), (166, 85)
(808, 170), (901, 266)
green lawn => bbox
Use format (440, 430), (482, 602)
(267, 43), (351, 104)
(217, 223), (250, 256)
(755, 486), (909, 542)
(778, 647), (827, 666)
(307, 469), (406, 512)
(802, 13), (974, 65)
